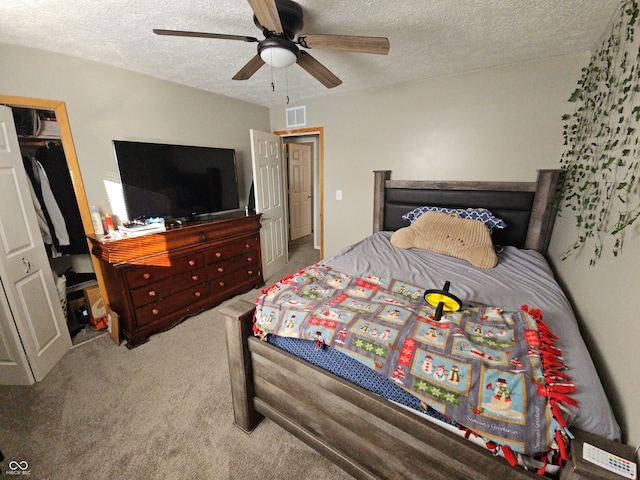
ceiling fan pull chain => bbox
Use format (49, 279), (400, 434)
(270, 63), (275, 92)
(286, 68), (290, 104)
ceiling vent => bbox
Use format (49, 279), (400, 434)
(286, 106), (306, 128)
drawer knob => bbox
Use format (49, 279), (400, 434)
(215, 252), (222, 258)
(191, 275), (199, 281)
(148, 290), (156, 297)
(152, 308), (160, 316)
(246, 257), (253, 262)
(143, 273), (151, 280)
(244, 243), (250, 249)
(247, 270), (253, 275)
(188, 259), (196, 266)
(218, 281), (225, 287)
(217, 267), (224, 273)
(194, 291), (202, 298)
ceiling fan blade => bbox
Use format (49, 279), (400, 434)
(153, 29), (258, 43)
(297, 51), (342, 89)
(297, 34), (390, 55)
(247, 0), (283, 33)
(232, 54), (266, 80)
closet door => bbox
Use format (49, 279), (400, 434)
(0, 274), (34, 384)
(0, 105), (71, 385)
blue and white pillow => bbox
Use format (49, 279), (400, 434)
(402, 206), (507, 231)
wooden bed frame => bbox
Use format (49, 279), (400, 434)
(221, 170), (569, 479)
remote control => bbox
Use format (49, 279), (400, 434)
(583, 442), (636, 479)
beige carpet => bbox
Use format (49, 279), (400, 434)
(0, 236), (355, 479)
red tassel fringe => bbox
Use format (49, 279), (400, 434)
(521, 304), (578, 468)
(501, 445), (519, 466)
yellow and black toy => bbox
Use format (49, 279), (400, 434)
(424, 281), (462, 321)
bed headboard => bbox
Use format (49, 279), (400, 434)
(373, 170), (562, 255)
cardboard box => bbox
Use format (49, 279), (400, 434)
(107, 306), (120, 346)
(83, 285), (106, 320)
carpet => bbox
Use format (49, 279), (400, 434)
(0, 236), (354, 479)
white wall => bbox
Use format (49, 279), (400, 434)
(270, 53), (640, 446)
(0, 44), (270, 216)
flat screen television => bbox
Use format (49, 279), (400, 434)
(112, 140), (240, 221)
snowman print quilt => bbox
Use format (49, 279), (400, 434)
(253, 264), (577, 463)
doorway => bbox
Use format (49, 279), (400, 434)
(275, 127), (323, 258)
(286, 142), (313, 241)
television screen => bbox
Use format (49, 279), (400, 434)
(113, 140), (240, 221)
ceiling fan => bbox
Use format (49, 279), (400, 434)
(153, 0), (390, 89)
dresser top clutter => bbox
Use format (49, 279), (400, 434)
(89, 211), (256, 263)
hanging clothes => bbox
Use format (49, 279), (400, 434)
(26, 174), (53, 245)
(30, 157), (70, 247)
(35, 143), (88, 255)
(23, 155), (56, 247)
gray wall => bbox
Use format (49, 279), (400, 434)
(1, 44), (270, 216)
(269, 53), (640, 446)
(271, 55), (586, 255)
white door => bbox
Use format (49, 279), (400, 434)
(0, 276), (33, 384)
(287, 143), (312, 241)
(0, 105), (71, 385)
(250, 129), (288, 281)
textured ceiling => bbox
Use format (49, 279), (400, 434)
(0, 0), (622, 107)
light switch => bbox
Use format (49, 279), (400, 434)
(336, 190), (343, 200)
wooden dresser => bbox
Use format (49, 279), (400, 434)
(88, 212), (263, 348)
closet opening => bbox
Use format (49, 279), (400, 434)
(4, 101), (105, 347)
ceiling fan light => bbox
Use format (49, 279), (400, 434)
(260, 46), (298, 68)
(258, 38), (299, 68)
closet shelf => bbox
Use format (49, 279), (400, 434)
(64, 272), (97, 294)
(18, 136), (61, 147)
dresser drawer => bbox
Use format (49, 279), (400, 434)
(134, 282), (210, 327)
(204, 236), (260, 264)
(208, 250), (259, 280)
(209, 265), (260, 292)
(129, 267), (206, 308)
(125, 252), (205, 289)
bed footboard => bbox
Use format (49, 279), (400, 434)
(221, 298), (263, 433)
(221, 297), (546, 479)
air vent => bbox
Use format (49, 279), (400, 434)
(286, 106), (306, 128)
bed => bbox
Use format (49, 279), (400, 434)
(221, 170), (621, 480)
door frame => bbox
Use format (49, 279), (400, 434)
(0, 95), (115, 344)
(274, 126), (324, 259)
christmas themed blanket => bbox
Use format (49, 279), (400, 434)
(253, 265), (577, 463)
